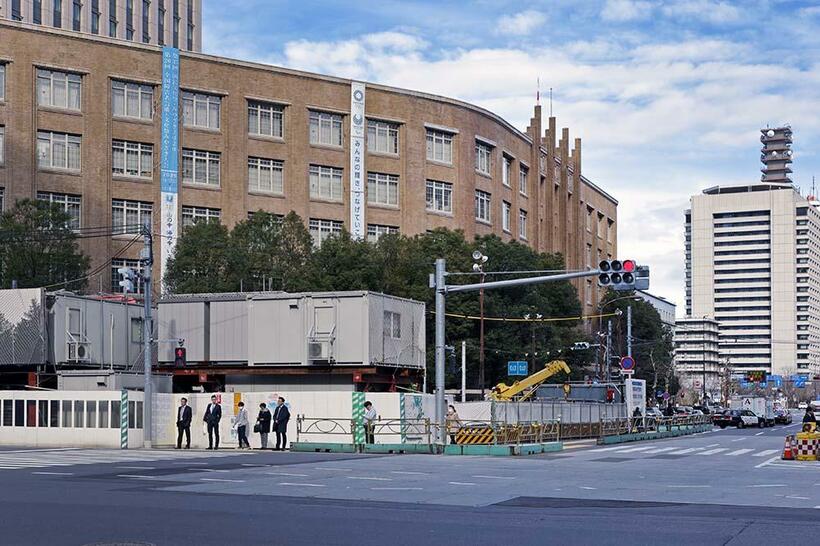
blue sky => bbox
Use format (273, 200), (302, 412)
(202, 0), (820, 313)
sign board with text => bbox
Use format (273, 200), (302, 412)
(507, 361), (528, 376)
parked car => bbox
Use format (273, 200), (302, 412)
(675, 406), (693, 416)
(774, 409), (792, 425)
(713, 409), (764, 429)
(798, 402), (808, 410)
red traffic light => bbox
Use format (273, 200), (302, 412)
(174, 347), (187, 366)
(623, 260), (636, 273)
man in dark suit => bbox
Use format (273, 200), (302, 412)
(203, 395), (222, 450)
(176, 397), (193, 449)
(273, 397), (291, 451)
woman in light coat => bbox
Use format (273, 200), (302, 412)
(446, 405), (462, 444)
(235, 402), (250, 449)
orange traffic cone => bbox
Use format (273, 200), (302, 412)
(782, 435), (795, 460)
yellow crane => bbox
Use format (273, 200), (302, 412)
(489, 360), (571, 401)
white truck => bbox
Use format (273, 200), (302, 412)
(729, 396), (775, 427)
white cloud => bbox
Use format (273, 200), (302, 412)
(661, 0), (742, 24)
(496, 10), (547, 36)
(601, 0), (653, 22)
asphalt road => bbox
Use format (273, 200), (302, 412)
(0, 419), (818, 545)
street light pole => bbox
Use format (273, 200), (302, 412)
(479, 273), (485, 396)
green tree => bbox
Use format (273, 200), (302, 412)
(0, 199), (90, 290)
(164, 221), (235, 294)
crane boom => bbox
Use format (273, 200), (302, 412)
(489, 360), (571, 401)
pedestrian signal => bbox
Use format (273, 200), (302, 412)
(174, 347), (187, 367)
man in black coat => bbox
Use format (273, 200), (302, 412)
(203, 395), (222, 450)
(176, 397), (193, 449)
(273, 397), (291, 451)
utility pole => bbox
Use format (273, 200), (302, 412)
(626, 305), (632, 358)
(461, 340), (466, 403)
(479, 278), (485, 396)
(605, 319), (613, 383)
(142, 220), (154, 448)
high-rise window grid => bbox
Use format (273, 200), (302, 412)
(519, 165), (528, 195)
(37, 131), (81, 172)
(309, 111), (343, 147)
(309, 218), (343, 246)
(181, 206), (220, 227)
(475, 190), (491, 222)
(426, 130), (453, 164)
(37, 192), (81, 229)
(181, 149), (220, 186)
(112, 140), (153, 178)
(367, 224), (399, 243)
(502, 201), (511, 232)
(475, 142), (492, 175)
(426, 180), (452, 213)
(248, 101), (284, 138)
(367, 172), (399, 207)
(182, 91), (220, 130)
(111, 80), (153, 120)
(37, 69), (81, 111)
(367, 120), (399, 155)
(111, 199), (152, 235)
(248, 157), (284, 195)
(519, 210), (528, 239)
(309, 165), (343, 201)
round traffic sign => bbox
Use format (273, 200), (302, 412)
(620, 356), (635, 370)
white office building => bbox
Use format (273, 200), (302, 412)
(685, 184), (820, 377)
(636, 290), (676, 328)
(674, 317), (721, 398)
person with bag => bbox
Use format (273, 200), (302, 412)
(234, 401), (250, 449)
(256, 403), (272, 449)
(273, 397), (291, 451)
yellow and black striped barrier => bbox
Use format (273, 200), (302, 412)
(455, 426), (496, 445)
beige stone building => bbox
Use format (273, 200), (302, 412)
(0, 21), (617, 316)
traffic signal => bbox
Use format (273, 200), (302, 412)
(597, 260), (637, 291)
(117, 267), (136, 293)
(174, 347), (187, 367)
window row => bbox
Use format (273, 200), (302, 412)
(0, 398), (142, 430)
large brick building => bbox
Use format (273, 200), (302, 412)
(0, 21), (617, 315)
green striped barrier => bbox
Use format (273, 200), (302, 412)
(352, 391), (365, 444)
(120, 389), (128, 449)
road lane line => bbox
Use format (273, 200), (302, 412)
(117, 474), (156, 479)
(753, 450), (780, 458)
(644, 447), (677, 454)
(391, 471), (429, 475)
(755, 456), (781, 469)
(370, 487), (423, 491)
(731, 437), (748, 442)
(616, 446), (656, 453)
(197, 468), (229, 473)
(200, 478), (245, 483)
(347, 476), (392, 481)
(755, 432), (765, 436)
(580, 486), (597, 490)
(786, 495), (810, 500)
(698, 448), (728, 455)
(668, 448), (704, 455)
(315, 467), (353, 471)
(667, 485), (711, 488)
(31, 471), (74, 476)
(747, 484), (787, 488)
(264, 472), (308, 477)
(725, 449), (754, 456)
(706, 443), (721, 448)
(278, 482), (325, 487)
(449, 482), (477, 486)
(117, 466), (156, 470)
(472, 475), (515, 480)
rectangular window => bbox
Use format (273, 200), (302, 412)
(172, 0), (179, 47)
(367, 119), (399, 154)
(54, 0), (63, 27)
(110, 400), (121, 428)
(91, 0), (100, 34)
(0, 64), (5, 100)
(181, 206), (220, 228)
(98, 400), (109, 428)
(182, 91), (220, 130)
(142, 0), (151, 42)
(248, 101), (284, 138)
(73, 0), (82, 30)
(37, 192), (81, 229)
(2, 400), (12, 426)
(86, 400), (97, 428)
(112, 140), (153, 178)
(475, 142), (492, 175)
(34, 0), (42, 23)
(37, 69), (82, 111)
(383, 310), (401, 338)
(111, 80), (153, 120)
(585, 207), (593, 231)
(309, 165), (343, 201)
(109, 0), (118, 37)
(14, 400), (24, 426)
(0, 187), (4, 212)
(126, 0), (134, 39)
(0, 126), (4, 165)
(112, 199), (152, 235)
(426, 180), (453, 213)
(128, 401), (136, 428)
(309, 111), (343, 147)
(519, 165), (528, 195)
(366, 172), (399, 207)
(37, 131), (82, 172)
(12, 0), (23, 21)
(367, 224), (399, 243)
(130, 317), (143, 343)
(426, 130), (453, 164)
(61, 400), (72, 427)
(309, 218), (343, 246)
(74, 400), (84, 427)
(50, 400), (60, 427)
(186, 0), (194, 50)
(607, 219), (613, 243)
(519, 210), (528, 239)
(248, 157), (284, 195)
(26, 400), (36, 427)
(182, 149), (220, 186)
(38, 400), (48, 427)
(157, 0), (165, 44)
(475, 190), (491, 222)
(502, 156), (512, 186)
(502, 201), (511, 232)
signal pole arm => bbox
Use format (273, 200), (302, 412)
(141, 221), (154, 448)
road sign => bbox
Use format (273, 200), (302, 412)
(507, 361), (528, 376)
(620, 356), (635, 370)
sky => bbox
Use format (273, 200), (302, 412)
(202, 0), (820, 315)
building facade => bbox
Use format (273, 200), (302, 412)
(685, 184), (820, 376)
(0, 0), (201, 50)
(674, 317), (721, 400)
(636, 290), (676, 328)
(0, 22), (617, 317)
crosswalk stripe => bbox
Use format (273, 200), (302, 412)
(753, 449), (780, 458)
(725, 448), (755, 456)
(668, 447), (705, 455)
(698, 448), (728, 455)
(0, 449), (245, 471)
(615, 446), (655, 453)
(643, 447), (677, 454)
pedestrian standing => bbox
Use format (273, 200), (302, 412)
(446, 405), (461, 444)
(273, 397), (291, 451)
(175, 397), (192, 449)
(256, 403), (272, 449)
(363, 401), (377, 444)
(235, 402), (250, 449)
(203, 395), (222, 450)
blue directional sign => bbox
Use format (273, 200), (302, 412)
(793, 375), (808, 388)
(507, 361), (529, 376)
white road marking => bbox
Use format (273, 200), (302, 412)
(698, 448), (728, 455)
(370, 487), (423, 491)
(580, 486), (597, 490)
(31, 471), (74, 476)
(755, 432), (765, 436)
(643, 447), (677, 454)
(391, 471), (429, 475)
(117, 474), (156, 479)
(117, 466), (156, 470)
(200, 478), (245, 483)
(755, 456), (781, 469)
(731, 437), (748, 442)
(591, 446), (632, 452)
(197, 468), (229, 473)
(347, 476), (391, 481)
(706, 443), (721, 448)
(472, 475), (515, 480)
(668, 485), (711, 488)
(617, 446), (656, 453)
(786, 495), (810, 500)
(725, 449), (755, 456)
(668, 448), (704, 455)
(315, 467), (353, 471)
(265, 472), (308, 477)
(278, 482), (325, 487)
(747, 484), (787, 488)
(753, 450), (780, 458)
(449, 481), (477, 486)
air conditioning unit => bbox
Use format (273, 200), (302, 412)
(308, 340), (332, 362)
(67, 341), (91, 362)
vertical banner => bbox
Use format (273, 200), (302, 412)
(349, 82), (366, 240)
(160, 47), (180, 293)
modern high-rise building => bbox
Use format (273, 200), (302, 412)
(674, 317), (720, 398)
(685, 183), (820, 377)
(0, 0), (201, 51)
